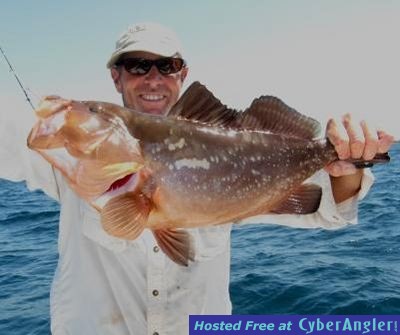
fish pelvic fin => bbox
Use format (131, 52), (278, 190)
(271, 183), (322, 215)
(153, 229), (195, 267)
(101, 191), (151, 240)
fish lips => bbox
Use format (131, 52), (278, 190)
(27, 113), (66, 149)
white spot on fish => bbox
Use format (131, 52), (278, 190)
(167, 138), (186, 151)
(83, 117), (102, 130)
(199, 128), (221, 136)
(199, 127), (237, 138)
(175, 158), (210, 170)
(243, 132), (252, 142)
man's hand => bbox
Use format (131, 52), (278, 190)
(324, 114), (394, 203)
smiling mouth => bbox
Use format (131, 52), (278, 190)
(139, 94), (166, 102)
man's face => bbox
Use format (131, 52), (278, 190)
(111, 51), (188, 115)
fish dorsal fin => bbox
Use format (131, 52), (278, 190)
(101, 191), (151, 240)
(153, 229), (195, 267)
(238, 96), (321, 139)
(167, 81), (240, 127)
(170, 82), (321, 139)
(271, 183), (322, 215)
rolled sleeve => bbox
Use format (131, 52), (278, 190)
(334, 168), (374, 223)
(0, 115), (60, 201)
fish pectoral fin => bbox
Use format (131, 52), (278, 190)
(101, 192), (151, 240)
(153, 229), (195, 267)
(271, 183), (322, 215)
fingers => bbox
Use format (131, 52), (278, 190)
(326, 114), (394, 164)
(342, 113), (368, 159)
(360, 120), (379, 160)
(325, 118), (350, 160)
(377, 130), (395, 154)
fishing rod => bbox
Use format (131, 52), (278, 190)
(0, 45), (35, 110)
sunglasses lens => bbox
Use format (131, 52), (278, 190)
(117, 57), (185, 75)
(122, 58), (152, 74)
(156, 58), (184, 74)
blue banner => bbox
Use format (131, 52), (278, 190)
(189, 315), (400, 335)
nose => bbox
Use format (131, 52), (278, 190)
(144, 65), (162, 86)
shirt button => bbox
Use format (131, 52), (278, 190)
(153, 246), (159, 253)
(152, 289), (159, 296)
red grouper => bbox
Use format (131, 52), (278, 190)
(27, 82), (390, 266)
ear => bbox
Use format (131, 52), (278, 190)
(111, 68), (123, 93)
(180, 66), (189, 84)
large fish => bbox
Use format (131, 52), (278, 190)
(27, 82), (389, 266)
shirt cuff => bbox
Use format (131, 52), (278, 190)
(318, 168), (375, 227)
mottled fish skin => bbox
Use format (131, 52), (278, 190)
(122, 115), (337, 228)
(27, 82), (389, 266)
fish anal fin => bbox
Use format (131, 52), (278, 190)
(271, 183), (322, 215)
(239, 96), (321, 139)
(167, 81), (240, 127)
(101, 192), (151, 240)
(153, 229), (194, 266)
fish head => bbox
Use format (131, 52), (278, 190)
(28, 96), (145, 204)
(28, 97), (124, 156)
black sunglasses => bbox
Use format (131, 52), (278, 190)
(115, 57), (186, 75)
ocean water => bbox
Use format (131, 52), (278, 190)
(0, 143), (399, 334)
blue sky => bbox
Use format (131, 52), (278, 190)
(1, 0), (399, 137)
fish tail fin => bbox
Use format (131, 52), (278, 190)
(153, 229), (195, 267)
(101, 191), (151, 240)
(346, 152), (391, 168)
(325, 138), (391, 168)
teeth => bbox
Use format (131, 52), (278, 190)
(141, 94), (164, 101)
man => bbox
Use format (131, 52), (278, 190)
(0, 22), (394, 335)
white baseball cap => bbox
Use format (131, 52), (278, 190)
(106, 22), (184, 68)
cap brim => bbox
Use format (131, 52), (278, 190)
(106, 41), (182, 68)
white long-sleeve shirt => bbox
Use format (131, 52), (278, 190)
(0, 114), (374, 335)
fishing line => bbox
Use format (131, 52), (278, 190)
(0, 45), (36, 110)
